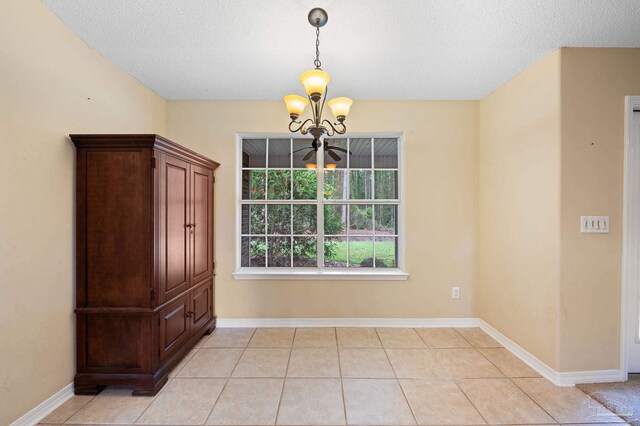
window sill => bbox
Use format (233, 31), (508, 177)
(233, 268), (409, 281)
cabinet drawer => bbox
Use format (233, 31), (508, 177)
(158, 296), (189, 361)
(190, 279), (213, 332)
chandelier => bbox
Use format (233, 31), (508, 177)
(283, 8), (353, 143)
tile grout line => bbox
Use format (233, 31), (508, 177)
(414, 328), (434, 349)
(132, 332), (220, 425)
(436, 327), (504, 424)
(457, 329), (562, 426)
(117, 339), (202, 425)
(409, 327), (489, 425)
(335, 327), (349, 425)
(571, 386), (627, 424)
(171, 345), (200, 378)
(450, 380), (490, 426)
(442, 355), (491, 426)
(127, 339), (202, 426)
(375, 327), (419, 426)
(452, 327), (477, 347)
(52, 392), (96, 424)
(130, 381), (167, 425)
(509, 376), (624, 425)
(474, 346), (542, 379)
(506, 376), (562, 425)
(201, 327), (257, 425)
(373, 326), (385, 348)
(419, 329), (491, 425)
(468, 336), (560, 424)
(273, 328), (296, 425)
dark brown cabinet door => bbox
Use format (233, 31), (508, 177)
(83, 149), (152, 308)
(160, 154), (190, 302)
(190, 164), (214, 284)
(158, 296), (189, 361)
(190, 280), (213, 331)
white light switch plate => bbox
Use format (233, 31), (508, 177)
(580, 216), (609, 233)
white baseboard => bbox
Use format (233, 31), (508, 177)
(216, 317), (481, 328)
(10, 383), (74, 426)
(553, 369), (626, 387)
(478, 319), (625, 387)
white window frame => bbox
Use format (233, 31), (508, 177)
(621, 96), (640, 379)
(233, 132), (408, 281)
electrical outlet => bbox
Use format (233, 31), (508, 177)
(452, 287), (460, 299)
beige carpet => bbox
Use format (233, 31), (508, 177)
(578, 374), (640, 425)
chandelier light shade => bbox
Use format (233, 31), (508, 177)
(327, 97), (353, 120)
(283, 95), (309, 118)
(299, 69), (331, 100)
(284, 7), (353, 143)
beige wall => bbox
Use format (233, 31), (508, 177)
(558, 48), (640, 371)
(477, 51), (562, 368)
(478, 47), (640, 372)
(2, 2), (638, 421)
(0, 1), (166, 424)
(166, 100), (479, 319)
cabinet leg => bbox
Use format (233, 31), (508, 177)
(205, 317), (217, 335)
(74, 384), (105, 395)
(132, 377), (167, 396)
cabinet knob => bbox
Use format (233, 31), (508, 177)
(186, 311), (195, 318)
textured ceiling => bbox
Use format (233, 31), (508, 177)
(42, 0), (640, 100)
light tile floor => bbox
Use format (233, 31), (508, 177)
(40, 327), (625, 426)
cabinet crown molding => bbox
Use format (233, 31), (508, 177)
(70, 134), (220, 170)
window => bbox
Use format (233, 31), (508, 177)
(236, 135), (407, 280)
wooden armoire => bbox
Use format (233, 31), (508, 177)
(71, 134), (219, 395)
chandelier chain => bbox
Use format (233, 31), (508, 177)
(285, 8), (349, 139)
(314, 22), (321, 69)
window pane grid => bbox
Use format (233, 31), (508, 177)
(324, 234), (398, 237)
(323, 200), (399, 204)
(322, 198), (397, 268)
(241, 200), (398, 205)
(243, 234), (321, 239)
(241, 136), (399, 269)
